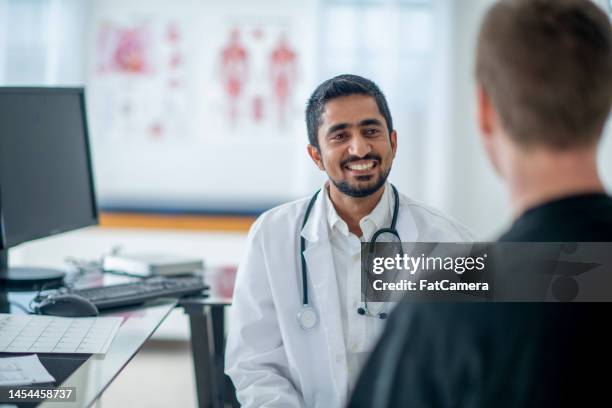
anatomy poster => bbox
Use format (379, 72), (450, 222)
(89, 14), (193, 142)
(86, 0), (316, 211)
(213, 22), (300, 133)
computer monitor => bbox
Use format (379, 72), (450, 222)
(0, 87), (98, 289)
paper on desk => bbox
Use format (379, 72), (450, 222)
(0, 314), (123, 354)
(0, 355), (55, 386)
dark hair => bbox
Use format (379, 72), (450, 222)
(305, 74), (393, 149)
(476, 0), (612, 149)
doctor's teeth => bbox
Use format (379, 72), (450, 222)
(347, 162), (374, 170)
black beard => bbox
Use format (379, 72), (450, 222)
(330, 166), (391, 198)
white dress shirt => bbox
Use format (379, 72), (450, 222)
(322, 182), (393, 392)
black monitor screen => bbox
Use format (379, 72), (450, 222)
(0, 88), (97, 248)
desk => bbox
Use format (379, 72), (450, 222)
(2, 275), (229, 408)
(1, 291), (176, 408)
(180, 296), (235, 408)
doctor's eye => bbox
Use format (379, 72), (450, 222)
(363, 128), (380, 137)
(331, 132), (348, 141)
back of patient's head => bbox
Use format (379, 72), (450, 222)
(476, 0), (612, 149)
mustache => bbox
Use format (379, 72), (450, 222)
(341, 154), (382, 167)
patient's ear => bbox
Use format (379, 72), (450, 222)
(307, 144), (325, 171)
(476, 84), (504, 177)
(476, 85), (494, 140)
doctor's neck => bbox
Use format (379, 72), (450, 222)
(327, 182), (385, 237)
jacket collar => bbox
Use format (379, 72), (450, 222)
(301, 183), (419, 243)
(325, 183), (393, 240)
(300, 185), (328, 243)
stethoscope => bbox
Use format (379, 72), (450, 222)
(297, 184), (401, 330)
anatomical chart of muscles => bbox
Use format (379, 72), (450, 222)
(213, 22), (300, 134)
(89, 10), (302, 142)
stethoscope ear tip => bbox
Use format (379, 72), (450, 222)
(357, 306), (388, 319)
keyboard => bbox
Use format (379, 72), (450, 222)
(70, 276), (208, 310)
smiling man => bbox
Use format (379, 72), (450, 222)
(225, 74), (472, 408)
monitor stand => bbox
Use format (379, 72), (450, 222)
(0, 250), (65, 291)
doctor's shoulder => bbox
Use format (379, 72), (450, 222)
(247, 196), (313, 242)
(398, 193), (475, 242)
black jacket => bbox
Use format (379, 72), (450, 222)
(349, 193), (612, 408)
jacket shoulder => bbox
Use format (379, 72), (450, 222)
(399, 194), (474, 241)
(248, 196), (312, 238)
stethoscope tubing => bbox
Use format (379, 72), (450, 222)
(300, 184), (401, 308)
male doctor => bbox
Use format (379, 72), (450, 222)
(225, 74), (472, 407)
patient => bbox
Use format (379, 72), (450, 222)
(349, 0), (612, 406)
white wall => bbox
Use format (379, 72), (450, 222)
(445, 0), (511, 239)
(386, 0), (511, 239)
(427, 0), (612, 238)
(6, 0), (612, 259)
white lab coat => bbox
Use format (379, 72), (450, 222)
(225, 190), (473, 408)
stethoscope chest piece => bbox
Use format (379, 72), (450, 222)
(297, 305), (318, 330)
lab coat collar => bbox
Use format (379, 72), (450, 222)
(360, 183), (392, 238)
(301, 183), (420, 243)
(302, 182), (395, 242)
(325, 183), (392, 241)
(395, 192), (419, 243)
(300, 184), (328, 243)
(325, 187), (349, 237)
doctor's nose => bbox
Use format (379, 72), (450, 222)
(348, 135), (372, 158)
